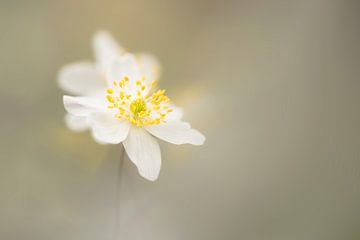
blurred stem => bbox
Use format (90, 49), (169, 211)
(113, 144), (125, 240)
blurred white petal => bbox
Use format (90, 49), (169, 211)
(58, 62), (105, 95)
(108, 54), (142, 85)
(137, 53), (162, 80)
(93, 31), (124, 72)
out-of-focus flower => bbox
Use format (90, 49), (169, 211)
(62, 52), (205, 181)
(58, 31), (161, 131)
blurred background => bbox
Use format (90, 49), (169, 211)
(1, 0), (360, 239)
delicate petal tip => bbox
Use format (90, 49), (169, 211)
(92, 31), (122, 50)
(92, 30), (123, 72)
(123, 127), (161, 181)
(188, 129), (206, 146)
(140, 170), (159, 182)
(93, 30), (117, 43)
(63, 95), (104, 116)
(136, 53), (162, 80)
(135, 161), (160, 181)
(64, 114), (89, 132)
(63, 95), (76, 114)
(90, 130), (110, 145)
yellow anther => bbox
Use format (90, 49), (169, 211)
(141, 85), (146, 91)
(106, 95), (115, 103)
(136, 80), (141, 86)
(119, 107), (125, 114)
(107, 88), (114, 94)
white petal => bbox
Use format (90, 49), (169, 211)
(58, 62), (105, 95)
(123, 127), (161, 181)
(137, 53), (161, 80)
(88, 112), (130, 144)
(93, 31), (124, 72)
(108, 54), (141, 85)
(145, 121), (205, 146)
(63, 96), (105, 116)
(64, 114), (89, 131)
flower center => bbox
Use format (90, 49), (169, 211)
(130, 98), (147, 115)
(105, 75), (173, 127)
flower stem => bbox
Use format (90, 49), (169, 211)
(113, 145), (125, 240)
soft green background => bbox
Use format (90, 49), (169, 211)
(1, 0), (360, 239)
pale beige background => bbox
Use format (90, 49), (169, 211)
(1, 0), (360, 239)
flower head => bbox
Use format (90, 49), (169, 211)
(61, 32), (205, 181)
(58, 31), (161, 131)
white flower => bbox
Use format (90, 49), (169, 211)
(62, 53), (205, 181)
(58, 31), (161, 131)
